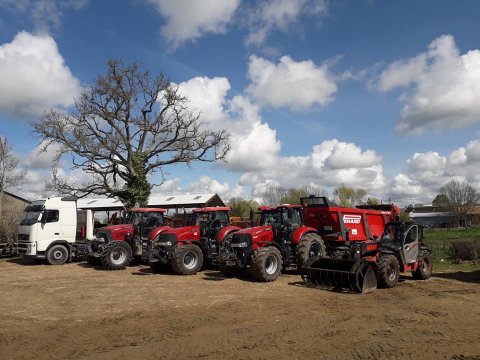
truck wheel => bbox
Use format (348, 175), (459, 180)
(296, 233), (326, 270)
(375, 254), (400, 288)
(252, 246), (283, 282)
(171, 244), (204, 275)
(46, 244), (69, 265)
(101, 241), (132, 270)
(412, 250), (432, 280)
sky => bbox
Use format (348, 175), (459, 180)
(0, 0), (480, 206)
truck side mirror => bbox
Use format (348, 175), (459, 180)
(40, 213), (47, 224)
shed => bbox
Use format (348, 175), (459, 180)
(148, 193), (225, 211)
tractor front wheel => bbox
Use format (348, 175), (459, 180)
(101, 241), (132, 270)
(375, 254), (400, 288)
(412, 250), (432, 280)
(296, 233), (326, 270)
(252, 246), (283, 282)
(171, 244), (204, 275)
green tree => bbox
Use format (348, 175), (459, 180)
(438, 180), (479, 227)
(332, 184), (367, 207)
(227, 197), (259, 218)
(34, 59), (230, 208)
(262, 185), (325, 206)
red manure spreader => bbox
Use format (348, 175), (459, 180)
(300, 196), (433, 293)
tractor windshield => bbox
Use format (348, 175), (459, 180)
(260, 211), (283, 227)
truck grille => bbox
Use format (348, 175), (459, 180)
(17, 241), (29, 254)
(18, 234), (29, 241)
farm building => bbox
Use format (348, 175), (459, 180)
(410, 203), (480, 228)
(1, 191), (30, 218)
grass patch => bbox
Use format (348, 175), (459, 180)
(424, 227), (480, 272)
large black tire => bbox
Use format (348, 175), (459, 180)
(375, 254), (400, 288)
(412, 250), (433, 280)
(171, 244), (204, 275)
(296, 233), (326, 270)
(46, 244), (69, 265)
(251, 246), (283, 282)
(101, 241), (132, 270)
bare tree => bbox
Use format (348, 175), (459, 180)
(262, 185), (325, 206)
(438, 180), (479, 227)
(332, 184), (367, 207)
(0, 136), (25, 222)
(34, 59), (230, 208)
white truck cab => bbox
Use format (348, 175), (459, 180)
(17, 196), (94, 265)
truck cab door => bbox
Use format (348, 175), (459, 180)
(402, 224), (419, 264)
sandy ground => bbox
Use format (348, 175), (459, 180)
(0, 258), (479, 360)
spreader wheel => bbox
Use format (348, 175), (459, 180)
(296, 233), (326, 270)
(375, 254), (400, 288)
(412, 250), (432, 280)
(171, 244), (204, 275)
(101, 241), (132, 270)
(252, 246), (283, 282)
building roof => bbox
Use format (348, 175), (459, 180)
(148, 193), (225, 208)
(2, 190), (30, 204)
(77, 193), (225, 211)
(77, 198), (125, 211)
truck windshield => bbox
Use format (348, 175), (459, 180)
(20, 200), (46, 225)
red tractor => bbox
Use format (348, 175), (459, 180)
(147, 207), (242, 275)
(87, 208), (172, 270)
(218, 204), (325, 281)
(299, 196), (433, 293)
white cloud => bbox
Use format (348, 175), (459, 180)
(0, 0), (88, 32)
(390, 139), (480, 204)
(245, 0), (328, 47)
(246, 55), (337, 110)
(0, 31), (81, 118)
(373, 34), (480, 134)
(21, 140), (62, 170)
(147, 0), (240, 49)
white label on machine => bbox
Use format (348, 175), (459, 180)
(343, 215), (361, 224)
(351, 229), (358, 235)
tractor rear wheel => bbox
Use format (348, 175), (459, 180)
(412, 250), (432, 280)
(171, 244), (204, 275)
(252, 246), (283, 282)
(101, 241), (132, 270)
(375, 254), (400, 288)
(296, 233), (326, 270)
(46, 244), (69, 265)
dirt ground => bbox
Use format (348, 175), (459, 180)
(0, 259), (479, 360)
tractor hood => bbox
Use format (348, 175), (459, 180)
(96, 224), (133, 241)
(158, 226), (201, 243)
(233, 225), (274, 244)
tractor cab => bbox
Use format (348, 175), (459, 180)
(380, 222), (423, 265)
(192, 207), (231, 240)
(259, 205), (303, 242)
(129, 208), (166, 240)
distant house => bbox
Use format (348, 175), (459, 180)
(410, 203), (480, 228)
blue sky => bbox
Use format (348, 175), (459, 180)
(1, 0), (479, 205)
